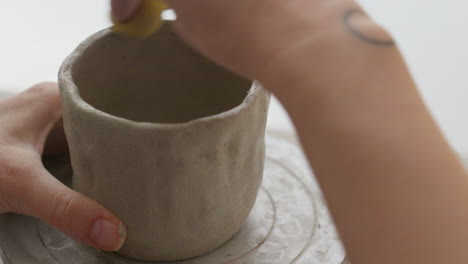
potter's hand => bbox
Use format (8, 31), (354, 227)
(0, 83), (126, 252)
(111, 0), (351, 81)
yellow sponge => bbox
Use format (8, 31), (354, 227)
(112, 0), (168, 39)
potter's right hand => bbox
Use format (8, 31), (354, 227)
(0, 83), (126, 252)
(111, 0), (362, 81)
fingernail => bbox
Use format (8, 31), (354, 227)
(112, 0), (142, 22)
(90, 219), (126, 251)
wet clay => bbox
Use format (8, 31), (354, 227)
(58, 23), (270, 261)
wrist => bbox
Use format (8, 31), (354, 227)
(247, 0), (363, 79)
(254, 7), (395, 107)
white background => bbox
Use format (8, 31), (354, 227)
(0, 0), (467, 156)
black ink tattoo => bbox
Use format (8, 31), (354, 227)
(343, 9), (395, 47)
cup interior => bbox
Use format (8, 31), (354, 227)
(71, 23), (251, 124)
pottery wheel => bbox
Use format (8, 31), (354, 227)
(0, 134), (347, 264)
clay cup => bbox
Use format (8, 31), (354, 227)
(58, 23), (270, 261)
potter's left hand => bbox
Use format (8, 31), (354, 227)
(0, 83), (127, 252)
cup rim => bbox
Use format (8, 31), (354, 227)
(59, 28), (267, 130)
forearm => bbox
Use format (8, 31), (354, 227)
(260, 6), (468, 264)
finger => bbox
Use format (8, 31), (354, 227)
(112, 0), (142, 22)
(1, 83), (62, 154)
(4, 156), (127, 251)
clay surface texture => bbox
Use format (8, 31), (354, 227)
(0, 135), (347, 264)
(58, 24), (270, 261)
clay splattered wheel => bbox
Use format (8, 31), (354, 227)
(0, 135), (347, 264)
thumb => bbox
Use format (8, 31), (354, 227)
(18, 162), (127, 252)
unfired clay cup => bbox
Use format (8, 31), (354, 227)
(58, 23), (270, 261)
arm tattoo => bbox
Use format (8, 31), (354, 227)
(343, 9), (395, 47)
